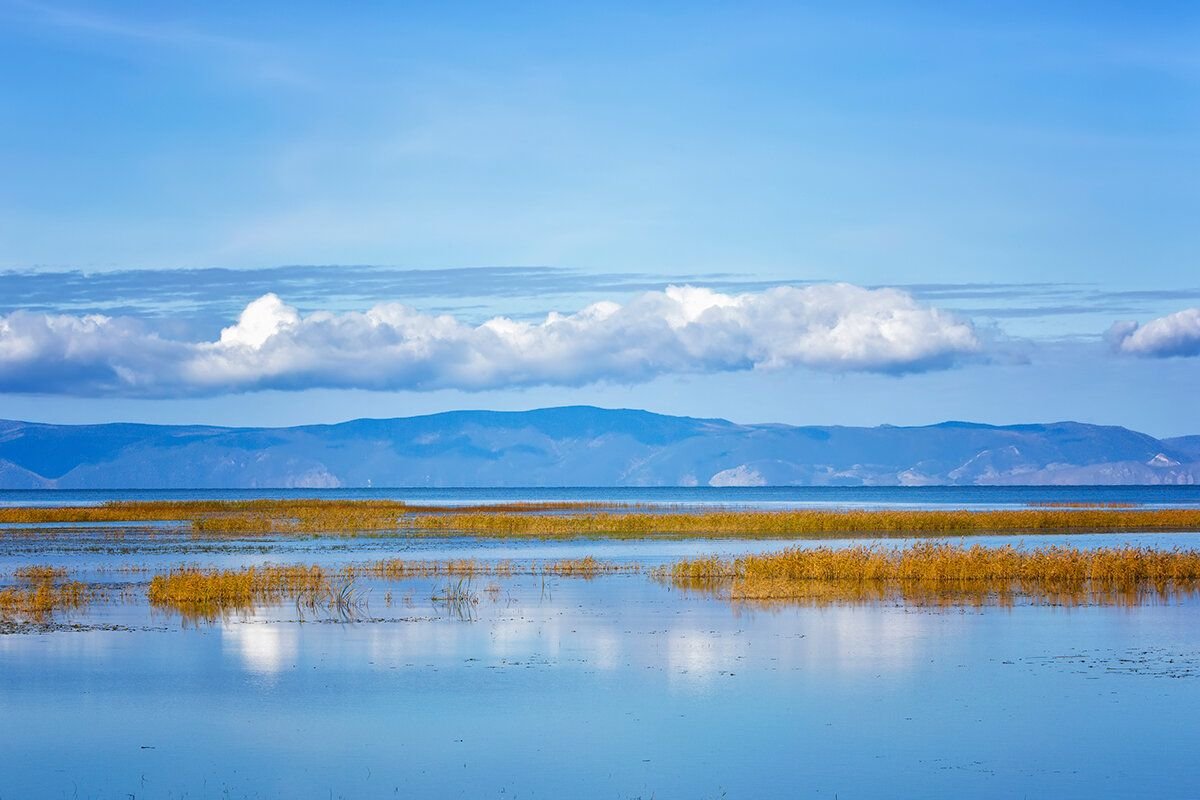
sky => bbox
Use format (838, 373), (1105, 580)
(0, 1), (1197, 435)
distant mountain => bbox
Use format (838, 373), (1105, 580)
(0, 407), (1197, 488)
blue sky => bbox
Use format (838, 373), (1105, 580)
(0, 1), (1197, 434)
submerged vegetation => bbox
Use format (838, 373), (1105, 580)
(663, 543), (1200, 606)
(3, 500), (1200, 540)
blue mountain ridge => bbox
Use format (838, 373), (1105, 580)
(0, 406), (1195, 488)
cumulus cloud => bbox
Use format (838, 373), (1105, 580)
(0, 284), (981, 396)
(1107, 308), (1200, 358)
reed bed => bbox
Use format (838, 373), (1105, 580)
(146, 556), (641, 619)
(148, 565), (329, 609)
(1027, 502), (1138, 509)
(3, 500), (1200, 540)
(0, 499), (632, 537)
(662, 543), (1200, 607)
(0, 582), (91, 618)
(395, 507), (1200, 538)
(12, 565), (68, 581)
(0, 564), (89, 620)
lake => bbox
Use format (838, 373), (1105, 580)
(2, 489), (1199, 798)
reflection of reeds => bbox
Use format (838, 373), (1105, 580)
(431, 578), (479, 620)
(662, 543), (1200, 607)
(295, 581), (368, 622)
(5, 501), (1200, 540)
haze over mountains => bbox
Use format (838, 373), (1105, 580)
(0, 406), (1197, 489)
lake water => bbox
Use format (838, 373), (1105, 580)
(2, 490), (1199, 798)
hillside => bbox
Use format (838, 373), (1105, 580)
(0, 407), (1196, 488)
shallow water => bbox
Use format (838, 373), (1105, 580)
(3, 576), (1200, 798)
(2, 530), (1200, 798)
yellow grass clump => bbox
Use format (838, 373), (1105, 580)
(0, 582), (91, 618)
(148, 564), (329, 608)
(13, 564), (69, 581)
(1, 564), (89, 620)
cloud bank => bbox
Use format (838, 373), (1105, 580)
(1107, 307), (1200, 359)
(0, 284), (980, 396)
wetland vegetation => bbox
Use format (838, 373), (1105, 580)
(664, 542), (1200, 606)
(5, 499), (1200, 539)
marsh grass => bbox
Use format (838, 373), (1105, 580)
(147, 564), (329, 621)
(399, 508), (1200, 538)
(145, 557), (639, 620)
(4, 501), (1200, 541)
(0, 564), (90, 620)
(662, 542), (1200, 607)
(0, 499), (628, 536)
(13, 565), (68, 581)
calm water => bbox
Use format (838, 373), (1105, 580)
(2, 495), (1200, 798)
(3, 584), (1198, 799)
(4, 484), (1200, 509)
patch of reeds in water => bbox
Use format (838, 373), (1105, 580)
(12, 565), (68, 581)
(0, 564), (89, 620)
(148, 564), (329, 621)
(146, 556), (640, 621)
(662, 543), (1200, 607)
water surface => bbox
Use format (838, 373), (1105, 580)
(3, 505), (1199, 798)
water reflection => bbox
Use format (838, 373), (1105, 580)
(222, 618), (298, 675)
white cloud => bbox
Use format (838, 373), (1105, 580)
(1107, 308), (1200, 359)
(0, 284), (980, 396)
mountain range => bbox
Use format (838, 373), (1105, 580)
(0, 406), (1197, 488)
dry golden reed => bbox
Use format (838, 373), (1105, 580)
(148, 564), (329, 607)
(4, 500), (1200, 540)
(146, 556), (640, 617)
(0, 499), (624, 536)
(0, 583), (91, 618)
(13, 565), (68, 581)
(396, 507), (1200, 539)
(0, 565), (89, 619)
(663, 542), (1200, 606)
